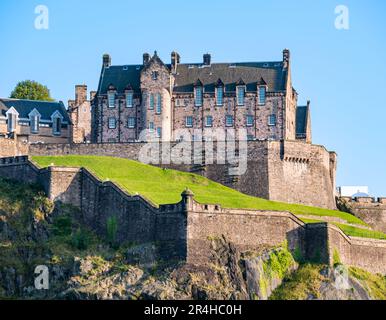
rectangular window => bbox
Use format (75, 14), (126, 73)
(149, 94), (154, 110)
(126, 92), (133, 108)
(7, 114), (16, 132)
(53, 118), (61, 134)
(108, 93), (115, 108)
(268, 114), (276, 126)
(108, 117), (116, 129)
(205, 116), (213, 127)
(195, 87), (203, 107)
(175, 98), (180, 107)
(31, 116), (39, 133)
(127, 117), (135, 128)
(149, 121), (154, 132)
(185, 116), (193, 127)
(226, 115), (234, 127)
(156, 127), (162, 138)
(246, 115), (254, 127)
(259, 86), (266, 105)
(216, 86), (223, 106)
(156, 93), (162, 114)
(236, 86), (245, 106)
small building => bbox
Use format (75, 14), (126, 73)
(0, 98), (71, 144)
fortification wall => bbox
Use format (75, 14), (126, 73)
(339, 196), (386, 233)
(2, 157), (383, 274)
(29, 140), (336, 209)
(0, 137), (29, 157)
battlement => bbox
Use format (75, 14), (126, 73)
(341, 196), (386, 205)
(0, 155), (385, 274)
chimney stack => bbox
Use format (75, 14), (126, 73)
(171, 51), (180, 73)
(283, 49), (290, 68)
(75, 85), (87, 104)
(143, 52), (150, 65)
(203, 53), (211, 66)
(103, 54), (111, 68)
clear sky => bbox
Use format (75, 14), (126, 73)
(0, 0), (385, 196)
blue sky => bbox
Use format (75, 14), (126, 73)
(0, 0), (385, 195)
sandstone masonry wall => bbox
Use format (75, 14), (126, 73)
(29, 139), (337, 209)
(0, 156), (384, 274)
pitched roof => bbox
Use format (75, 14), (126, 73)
(174, 62), (285, 93)
(0, 98), (70, 122)
(97, 60), (287, 94)
(296, 105), (309, 135)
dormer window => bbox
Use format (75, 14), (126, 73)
(236, 86), (245, 106)
(51, 110), (63, 135)
(215, 79), (224, 106)
(6, 107), (18, 133)
(29, 109), (41, 134)
(126, 92), (133, 108)
(151, 71), (158, 80)
(259, 86), (267, 105)
(108, 93), (115, 108)
(194, 79), (203, 107)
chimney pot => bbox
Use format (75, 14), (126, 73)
(103, 54), (111, 68)
(143, 53), (150, 65)
(203, 53), (211, 65)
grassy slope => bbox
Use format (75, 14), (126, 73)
(31, 155), (386, 240)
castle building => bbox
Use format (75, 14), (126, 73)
(0, 98), (71, 143)
(68, 85), (93, 143)
(91, 49), (311, 143)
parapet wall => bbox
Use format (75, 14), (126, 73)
(0, 156), (384, 274)
(339, 196), (386, 233)
(0, 137), (29, 158)
(29, 140), (337, 209)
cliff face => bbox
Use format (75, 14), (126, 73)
(0, 178), (384, 300)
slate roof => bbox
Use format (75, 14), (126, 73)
(0, 98), (70, 123)
(97, 60), (287, 94)
(296, 105), (309, 135)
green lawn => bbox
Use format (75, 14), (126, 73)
(32, 155), (382, 239)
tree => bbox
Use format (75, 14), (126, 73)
(10, 80), (54, 101)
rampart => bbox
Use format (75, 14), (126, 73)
(0, 156), (384, 274)
(28, 140), (337, 209)
(339, 196), (386, 233)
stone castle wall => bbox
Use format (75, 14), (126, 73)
(29, 139), (337, 209)
(0, 137), (29, 158)
(339, 196), (386, 233)
(0, 156), (384, 274)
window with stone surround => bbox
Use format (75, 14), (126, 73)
(246, 115), (254, 127)
(30, 115), (39, 133)
(108, 117), (116, 129)
(226, 115), (234, 127)
(149, 94), (154, 110)
(185, 116), (193, 127)
(216, 86), (223, 106)
(156, 93), (162, 114)
(152, 71), (158, 80)
(236, 86), (245, 106)
(259, 86), (266, 105)
(149, 121), (154, 132)
(156, 127), (162, 138)
(127, 117), (135, 128)
(268, 114), (276, 126)
(108, 93), (115, 108)
(194, 86), (203, 107)
(205, 116), (213, 127)
(126, 92), (133, 108)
